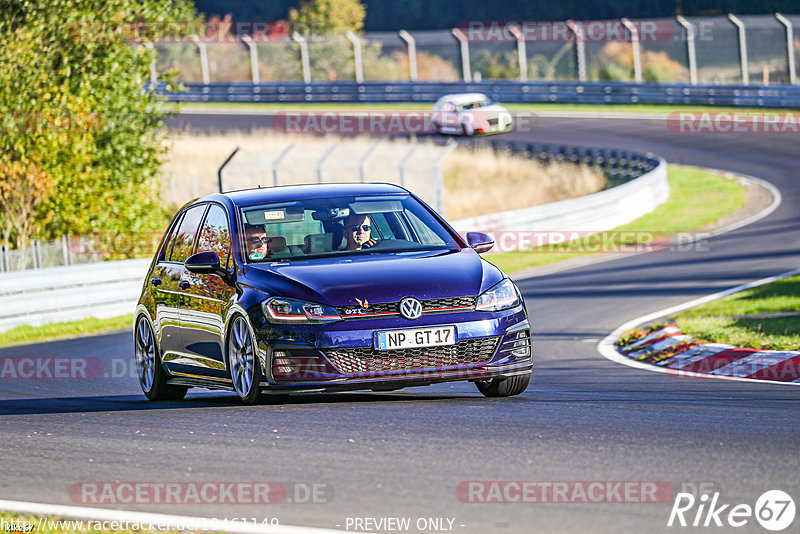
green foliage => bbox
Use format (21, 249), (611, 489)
(0, 0), (197, 247)
(289, 0), (366, 35)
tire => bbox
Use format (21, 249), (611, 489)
(475, 373), (530, 398)
(227, 315), (265, 405)
(134, 315), (188, 401)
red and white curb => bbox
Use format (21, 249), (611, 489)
(617, 324), (800, 382)
(598, 267), (800, 386)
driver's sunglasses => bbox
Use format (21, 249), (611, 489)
(249, 236), (270, 245)
(349, 224), (371, 232)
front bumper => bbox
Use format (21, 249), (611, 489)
(251, 307), (532, 392)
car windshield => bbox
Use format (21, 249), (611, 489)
(457, 97), (491, 110)
(238, 194), (461, 262)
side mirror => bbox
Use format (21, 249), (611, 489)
(185, 251), (232, 280)
(466, 232), (494, 254)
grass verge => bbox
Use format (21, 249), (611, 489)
(0, 315), (133, 348)
(674, 275), (800, 351)
(176, 102), (796, 114)
(484, 164), (746, 274)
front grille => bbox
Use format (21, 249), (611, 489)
(324, 336), (500, 375)
(335, 296), (477, 320)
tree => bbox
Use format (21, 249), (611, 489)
(289, 0), (366, 35)
(0, 0), (197, 249)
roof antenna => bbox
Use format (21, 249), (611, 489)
(258, 184), (262, 188)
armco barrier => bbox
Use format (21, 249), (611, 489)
(451, 151), (668, 238)
(0, 143), (665, 331)
(156, 80), (800, 108)
(0, 259), (150, 332)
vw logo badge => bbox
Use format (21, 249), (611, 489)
(399, 297), (423, 320)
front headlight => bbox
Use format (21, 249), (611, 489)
(476, 279), (520, 312)
(262, 297), (342, 324)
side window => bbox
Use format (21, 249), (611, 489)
(197, 204), (231, 268)
(169, 204), (207, 263)
(158, 212), (184, 262)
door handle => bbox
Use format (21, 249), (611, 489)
(151, 278), (162, 287)
(179, 281), (190, 290)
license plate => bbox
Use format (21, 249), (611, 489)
(375, 326), (456, 351)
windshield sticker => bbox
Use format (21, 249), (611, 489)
(263, 210), (285, 220)
(248, 252), (265, 261)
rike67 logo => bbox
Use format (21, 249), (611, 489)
(668, 490), (795, 531)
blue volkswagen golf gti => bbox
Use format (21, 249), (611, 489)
(134, 183), (532, 404)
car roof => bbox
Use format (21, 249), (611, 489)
(197, 182), (410, 206)
(439, 93), (489, 104)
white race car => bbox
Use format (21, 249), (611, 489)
(432, 93), (513, 136)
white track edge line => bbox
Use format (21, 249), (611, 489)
(516, 168), (781, 281)
(597, 266), (800, 387)
(0, 499), (344, 534)
(595, 168), (797, 386)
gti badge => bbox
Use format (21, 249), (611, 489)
(399, 297), (423, 320)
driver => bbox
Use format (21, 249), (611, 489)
(245, 224), (269, 258)
(344, 214), (377, 251)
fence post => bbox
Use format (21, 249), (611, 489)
(451, 28), (472, 82)
(143, 42), (158, 85)
(398, 30), (418, 81)
(433, 141), (457, 215)
(728, 14), (749, 85)
(316, 144), (338, 183)
(61, 236), (69, 267)
(398, 145), (419, 187)
(192, 36), (210, 84)
(567, 20), (587, 81)
(676, 16), (698, 85)
(359, 143), (381, 182)
(345, 32), (364, 83)
(217, 147), (240, 193)
(241, 35), (260, 84)
(507, 24), (528, 81)
(775, 13), (796, 84)
(292, 33), (312, 84)
(0, 245), (5, 273)
(272, 144), (295, 186)
(621, 18), (642, 83)
(33, 240), (41, 269)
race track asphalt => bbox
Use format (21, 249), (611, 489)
(1, 111), (798, 533)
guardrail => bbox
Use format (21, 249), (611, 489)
(451, 141), (668, 240)
(0, 142), (665, 331)
(157, 81), (800, 107)
(0, 259), (150, 332)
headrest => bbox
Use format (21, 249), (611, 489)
(303, 233), (333, 253)
(266, 236), (286, 254)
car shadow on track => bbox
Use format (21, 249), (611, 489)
(0, 390), (486, 416)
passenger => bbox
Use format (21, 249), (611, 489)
(344, 214), (377, 251)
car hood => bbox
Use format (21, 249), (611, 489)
(242, 249), (504, 306)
